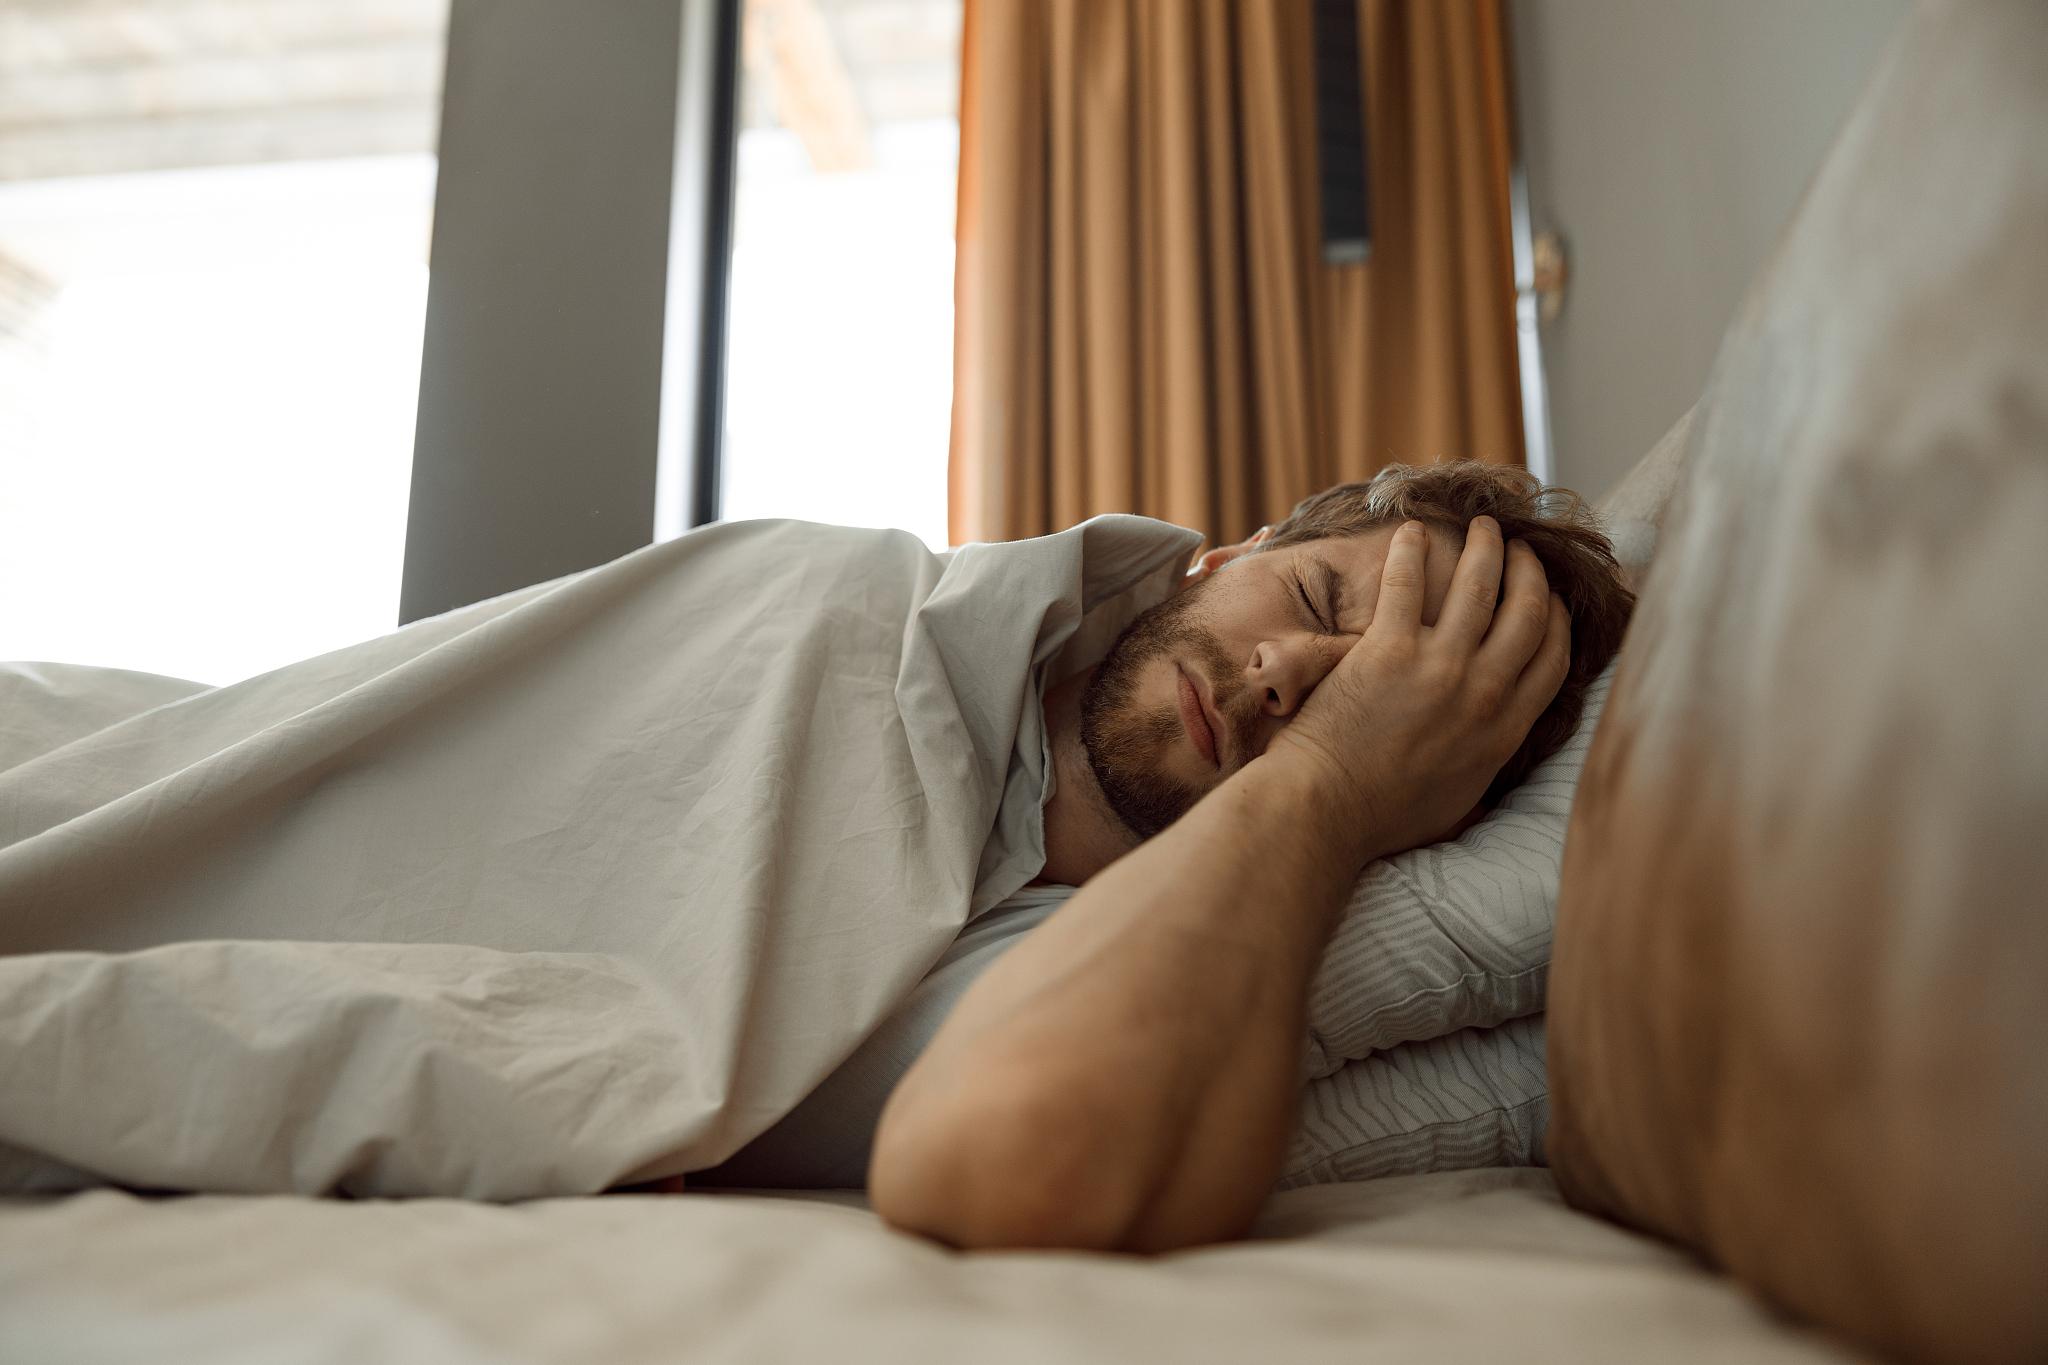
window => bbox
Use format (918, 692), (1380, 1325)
(718, 0), (961, 551)
(0, 0), (445, 685)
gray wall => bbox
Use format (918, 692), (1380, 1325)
(401, 0), (737, 623)
(401, 0), (682, 622)
(1511, 0), (1910, 499)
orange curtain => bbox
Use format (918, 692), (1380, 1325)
(949, 0), (1523, 548)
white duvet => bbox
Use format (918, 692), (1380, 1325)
(0, 517), (1197, 1197)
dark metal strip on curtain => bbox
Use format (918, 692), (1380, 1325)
(1312, 0), (1372, 265)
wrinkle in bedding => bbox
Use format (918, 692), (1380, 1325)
(0, 517), (1199, 1198)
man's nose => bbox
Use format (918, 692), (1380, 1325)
(1246, 634), (1345, 718)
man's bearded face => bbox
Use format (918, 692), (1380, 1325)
(1077, 523), (1467, 842)
(1078, 580), (1266, 839)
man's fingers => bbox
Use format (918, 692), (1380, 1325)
(1371, 522), (1430, 638)
(1509, 593), (1573, 721)
(1435, 516), (1505, 648)
(1474, 540), (1553, 677)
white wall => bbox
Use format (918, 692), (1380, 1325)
(1511, 0), (1910, 499)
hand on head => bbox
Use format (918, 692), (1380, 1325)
(1264, 516), (1571, 865)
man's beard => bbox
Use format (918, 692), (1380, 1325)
(1079, 583), (1252, 840)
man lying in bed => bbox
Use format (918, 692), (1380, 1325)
(0, 459), (1627, 1233)
(703, 463), (1633, 1252)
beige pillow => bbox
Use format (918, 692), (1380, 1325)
(1593, 405), (1691, 593)
(1546, 3), (2048, 1364)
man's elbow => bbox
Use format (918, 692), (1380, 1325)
(868, 1083), (1141, 1252)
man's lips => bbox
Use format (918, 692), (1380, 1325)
(1175, 665), (1221, 767)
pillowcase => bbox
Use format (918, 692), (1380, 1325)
(1301, 663), (1613, 1079)
(1546, 3), (2048, 1362)
(1284, 399), (1691, 1186)
(1296, 398), (1693, 1077)
(1593, 406), (1692, 594)
(1285, 1014), (1548, 1189)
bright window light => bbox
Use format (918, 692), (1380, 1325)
(0, 155), (433, 686)
(717, 0), (960, 553)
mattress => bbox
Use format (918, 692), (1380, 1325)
(0, 1167), (1864, 1363)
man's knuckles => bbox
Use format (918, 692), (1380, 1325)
(1462, 671), (1511, 719)
(1494, 592), (1553, 646)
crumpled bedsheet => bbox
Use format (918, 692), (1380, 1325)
(0, 516), (1198, 1198)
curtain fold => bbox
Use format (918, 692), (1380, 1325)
(949, 0), (1522, 548)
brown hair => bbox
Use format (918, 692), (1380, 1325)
(1258, 462), (1634, 805)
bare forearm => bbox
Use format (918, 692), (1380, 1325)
(868, 753), (1378, 1251)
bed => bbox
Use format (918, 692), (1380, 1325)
(0, 1170), (1861, 1364)
(3, 2), (2040, 1360)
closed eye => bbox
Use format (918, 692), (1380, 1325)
(1295, 576), (1331, 632)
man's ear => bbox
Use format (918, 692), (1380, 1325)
(1180, 525), (1273, 590)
